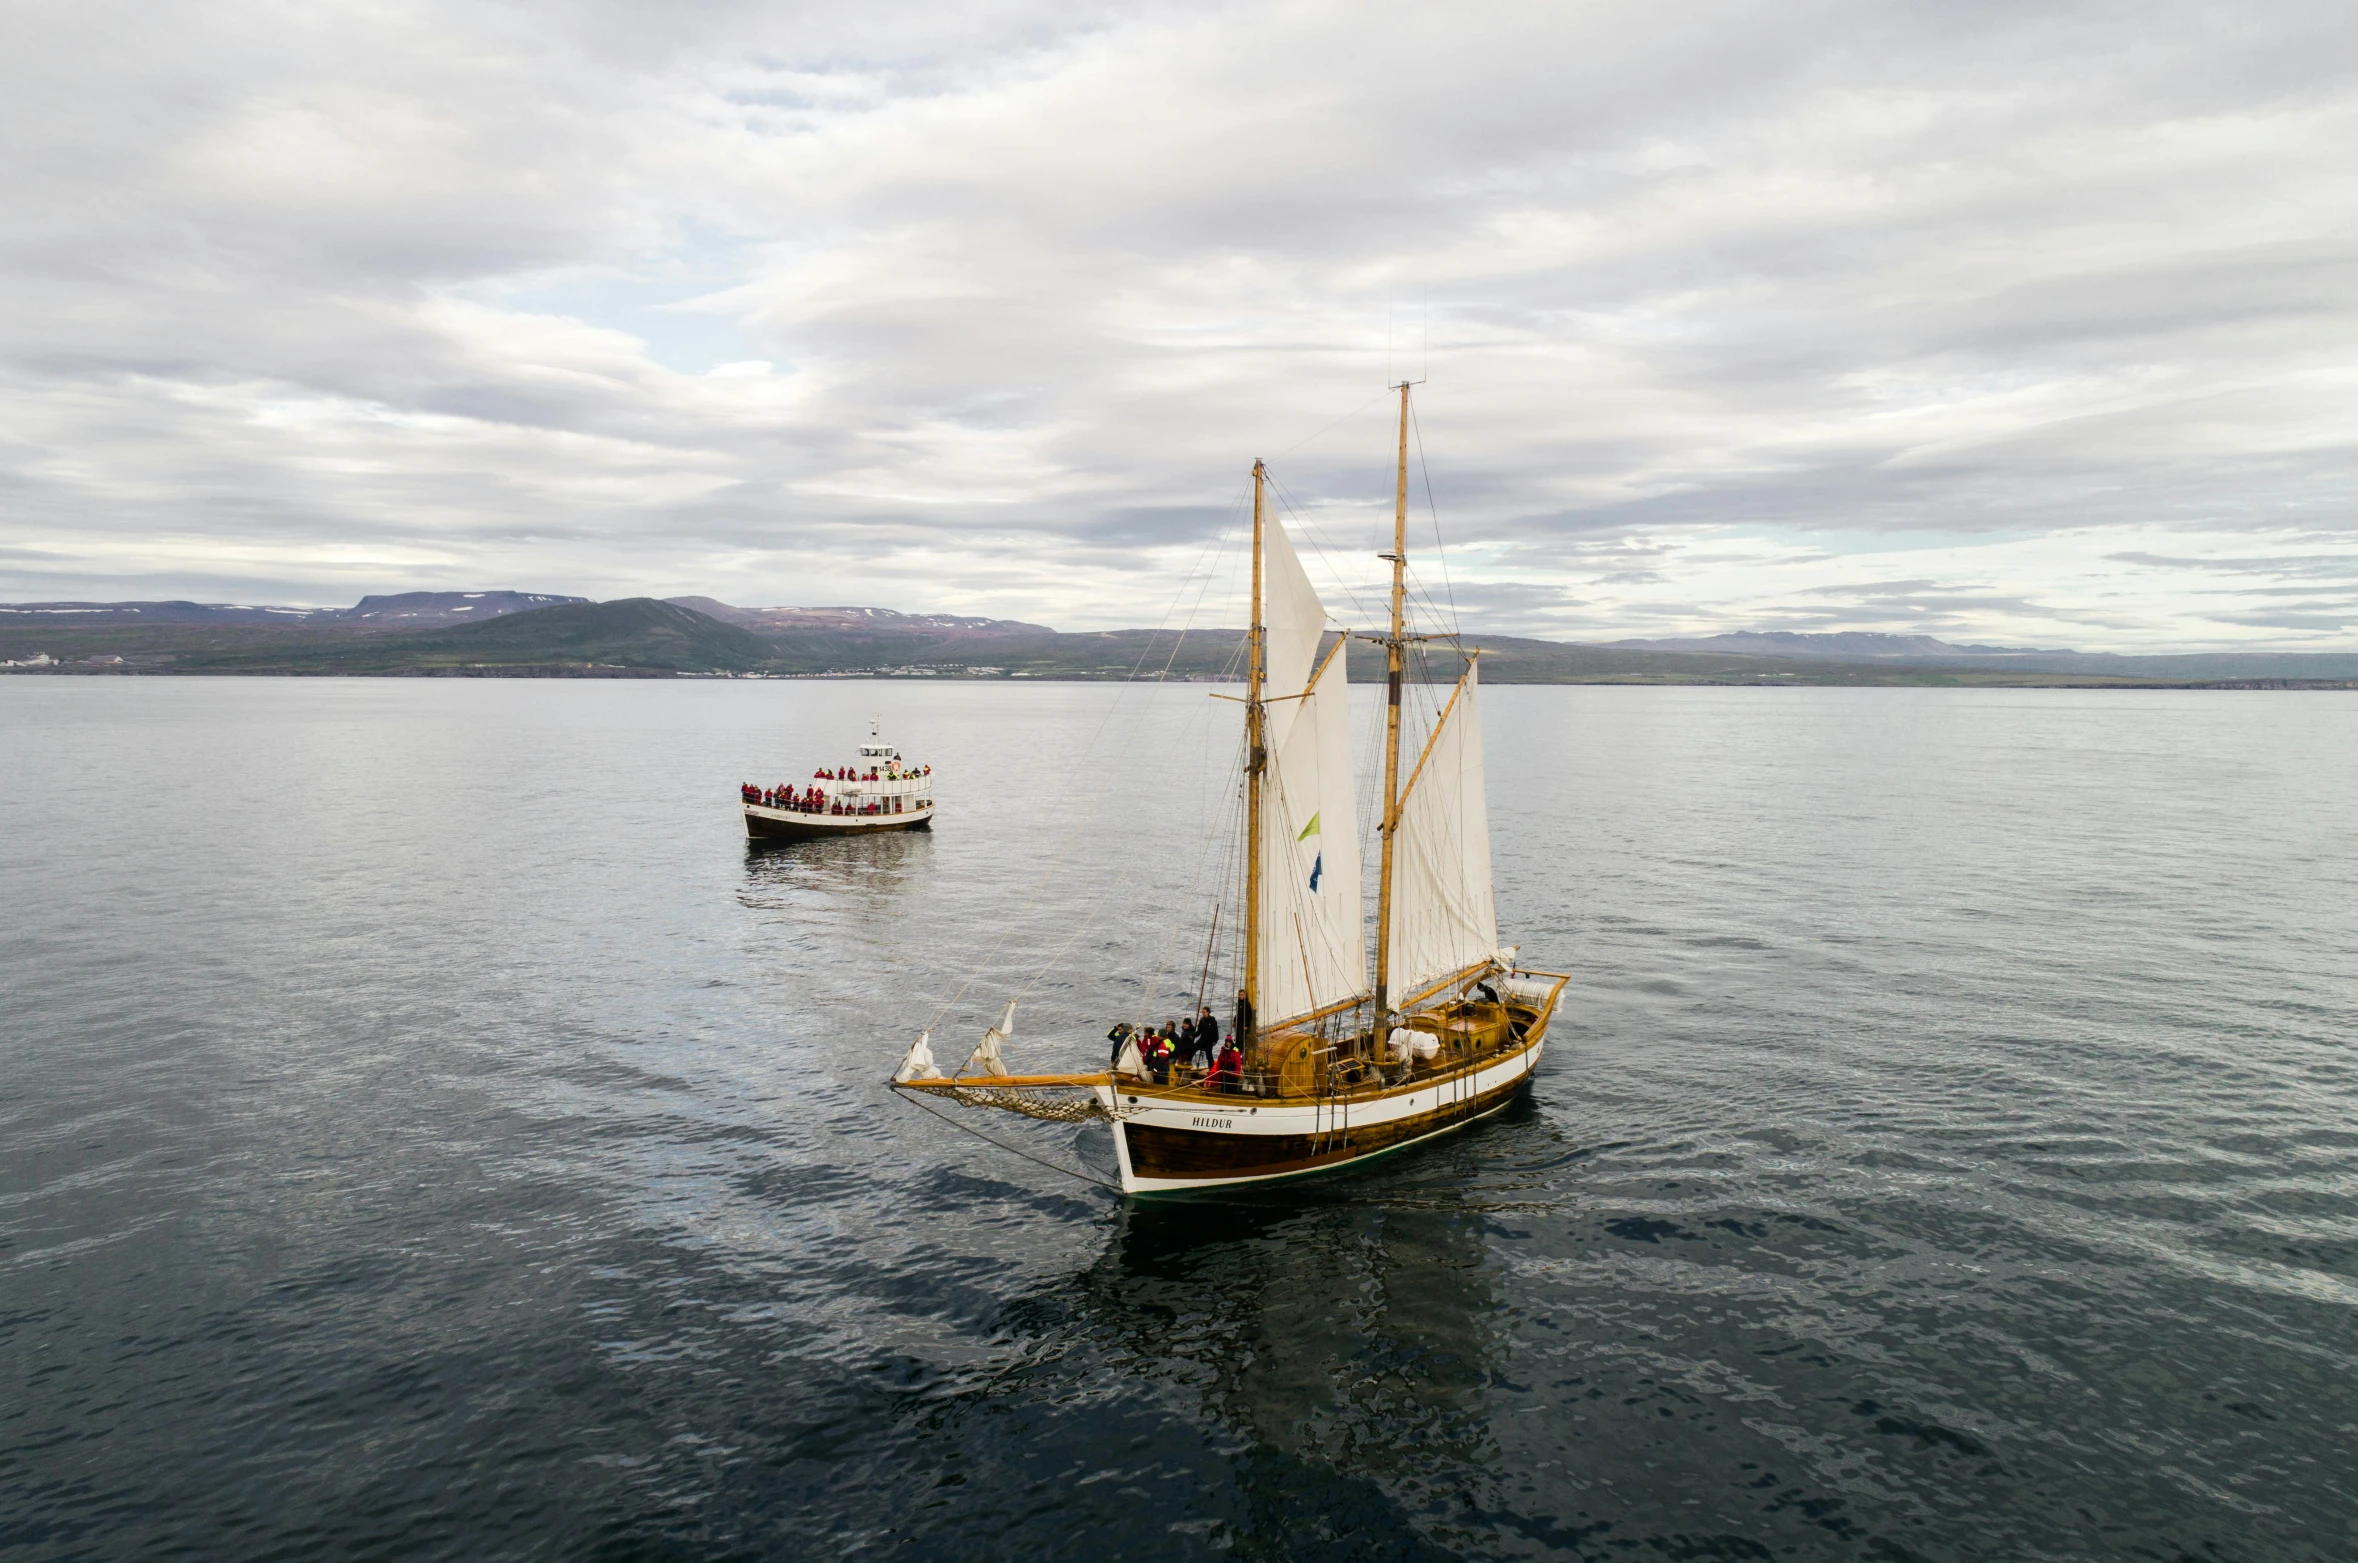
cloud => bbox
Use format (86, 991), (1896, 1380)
(2106, 552), (2358, 577)
(2, 0), (2356, 647)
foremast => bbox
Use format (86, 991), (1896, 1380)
(1238, 449), (1368, 1048)
(1373, 381), (1412, 1034)
(1243, 459), (1268, 1058)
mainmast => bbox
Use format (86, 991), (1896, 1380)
(1373, 382), (1411, 1030)
(1243, 458), (1268, 1050)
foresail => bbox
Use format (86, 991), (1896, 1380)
(1385, 659), (1497, 999)
(1261, 505), (1324, 700)
(1255, 515), (1366, 1027)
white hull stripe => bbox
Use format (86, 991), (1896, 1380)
(1103, 1037), (1544, 1193)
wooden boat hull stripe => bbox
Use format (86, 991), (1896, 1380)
(1113, 1035), (1544, 1191)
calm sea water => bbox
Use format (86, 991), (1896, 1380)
(4, 678), (2354, 1561)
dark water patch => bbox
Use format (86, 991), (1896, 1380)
(1850, 1400), (1992, 1458)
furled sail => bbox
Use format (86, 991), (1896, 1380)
(1384, 659), (1497, 999)
(1254, 514), (1366, 1027)
(962, 1000), (1017, 1077)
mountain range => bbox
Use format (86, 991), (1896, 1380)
(665, 598), (1051, 639)
(3, 593), (2353, 686)
(1593, 629), (2358, 681)
(0, 591), (586, 629)
(1605, 631), (2077, 660)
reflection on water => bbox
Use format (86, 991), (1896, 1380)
(996, 1145), (1513, 1555)
(742, 826), (939, 899)
(1112, 1193), (1502, 1452)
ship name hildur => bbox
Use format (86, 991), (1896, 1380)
(892, 384), (1567, 1194)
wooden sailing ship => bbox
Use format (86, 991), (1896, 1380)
(893, 385), (1567, 1193)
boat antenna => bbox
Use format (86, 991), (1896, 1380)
(1373, 379), (1414, 1035)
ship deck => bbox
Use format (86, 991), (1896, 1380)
(899, 970), (1569, 1114)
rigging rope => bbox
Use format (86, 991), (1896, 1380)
(1265, 469), (1380, 629)
(896, 1088), (1119, 1191)
(1408, 397), (1462, 637)
(1129, 713), (1248, 1023)
(1270, 386), (1396, 462)
(922, 502), (1243, 1032)
(1010, 551), (1242, 1009)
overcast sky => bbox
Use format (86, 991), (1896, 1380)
(5, 1), (2355, 648)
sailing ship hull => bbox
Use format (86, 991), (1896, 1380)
(1099, 1025), (1549, 1195)
(744, 803), (933, 841)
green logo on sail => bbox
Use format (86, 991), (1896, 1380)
(1296, 812), (1320, 841)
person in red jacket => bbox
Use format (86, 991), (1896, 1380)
(1208, 1038), (1242, 1092)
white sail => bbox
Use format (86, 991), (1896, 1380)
(961, 1000), (1017, 1077)
(1255, 515), (1366, 1026)
(1384, 659), (1497, 999)
(893, 1030), (943, 1082)
(1260, 506), (1324, 700)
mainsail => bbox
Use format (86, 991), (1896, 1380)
(1253, 513), (1365, 1027)
(1382, 659), (1497, 999)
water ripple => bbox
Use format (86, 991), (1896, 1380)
(3, 681), (2354, 1560)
